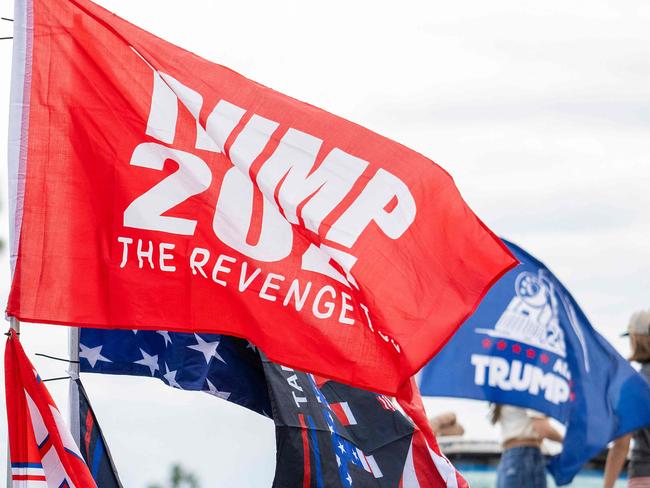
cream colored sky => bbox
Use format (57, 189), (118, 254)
(1, 0), (649, 485)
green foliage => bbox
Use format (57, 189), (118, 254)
(147, 463), (200, 488)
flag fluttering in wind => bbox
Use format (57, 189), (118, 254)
(262, 357), (468, 488)
(78, 328), (467, 486)
(419, 240), (650, 485)
(78, 328), (271, 416)
(6, 0), (515, 397)
(4, 329), (97, 488)
(75, 379), (123, 488)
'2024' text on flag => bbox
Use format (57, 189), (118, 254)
(6, 0), (516, 396)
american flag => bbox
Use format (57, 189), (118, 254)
(79, 329), (271, 416)
(80, 330), (466, 486)
(308, 375), (384, 486)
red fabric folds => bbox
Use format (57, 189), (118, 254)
(7, 0), (516, 397)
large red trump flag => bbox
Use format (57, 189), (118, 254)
(7, 0), (516, 396)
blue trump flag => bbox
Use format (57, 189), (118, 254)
(419, 239), (650, 485)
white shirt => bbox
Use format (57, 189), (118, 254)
(499, 405), (545, 443)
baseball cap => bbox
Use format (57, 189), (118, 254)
(622, 309), (650, 337)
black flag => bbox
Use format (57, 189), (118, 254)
(75, 379), (123, 488)
(262, 355), (448, 487)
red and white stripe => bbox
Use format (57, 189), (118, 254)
(377, 395), (397, 411)
(330, 401), (357, 426)
(11, 465), (47, 487)
(354, 448), (384, 478)
(25, 391), (82, 488)
(402, 432), (456, 488)
(5, 329), (97, 488)
(397, 378), (468, 487)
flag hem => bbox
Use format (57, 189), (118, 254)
(7, 0), (32, 277)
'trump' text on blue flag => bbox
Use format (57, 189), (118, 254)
(419, 240), (650, 485)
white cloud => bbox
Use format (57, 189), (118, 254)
(1, 0), (648, 484)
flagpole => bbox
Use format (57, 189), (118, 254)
(68, 327), (81, 446)
(6, 317), (19, 487)
(6, 0), (28, 481)
(8, 317), (19, 333)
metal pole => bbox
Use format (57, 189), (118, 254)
(6, 317), (19, 487)
(68, 327), (81, 446)
(8, 316), (19, 333)
(6, 0), (27, 483)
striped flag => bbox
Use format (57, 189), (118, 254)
(262, 356), (467, 487)
(4, 330), (97, 488)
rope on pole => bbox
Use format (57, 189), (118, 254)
(35, 352), (80, 364)
(42, 376), (73, 383)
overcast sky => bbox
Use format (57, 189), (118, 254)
(1, 0), (649, 486)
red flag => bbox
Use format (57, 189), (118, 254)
(5, 330), (98, 487)
(6, 0), (516, 396)
(398, 378), (469, 488)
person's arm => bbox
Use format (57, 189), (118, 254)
(531, 417), (563, 443)
(603, 434), (632, 488)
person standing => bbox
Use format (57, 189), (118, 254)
(491, 404), (563, 488)
(604, 310), (650, 488)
